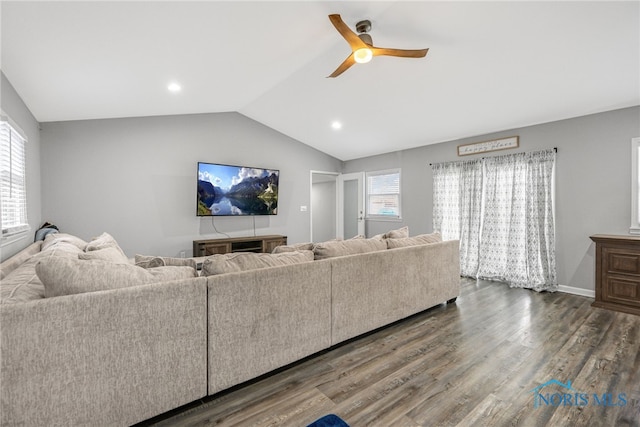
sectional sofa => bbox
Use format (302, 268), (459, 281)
(0, 229), (460, 426)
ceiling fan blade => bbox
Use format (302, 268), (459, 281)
(329, 14), (368, 50)
(327, 53), (356, 78)
(372, 47), (429, 58)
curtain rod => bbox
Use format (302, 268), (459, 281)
(429, 147), (557, 166)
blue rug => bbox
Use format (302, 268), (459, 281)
(307, 414), (349, 427)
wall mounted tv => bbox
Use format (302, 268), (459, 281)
(197, 162), (279, 216)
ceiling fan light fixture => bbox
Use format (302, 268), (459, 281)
(327, 14), (429, 78)
(354, 47), (373, 64)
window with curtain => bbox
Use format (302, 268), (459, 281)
(1, 118), (29, 240)
(432, 148), (556, 291)
(366, 169), (401, 219)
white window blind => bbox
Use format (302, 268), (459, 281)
(366, 169), (401, 219)
(1, 119), (29, 238)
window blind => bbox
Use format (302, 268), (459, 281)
(366, 169), (401, 219)
(0, 120), (29, 238)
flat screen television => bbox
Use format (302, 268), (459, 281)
(197, 162), (279, 216)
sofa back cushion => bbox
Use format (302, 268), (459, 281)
(1, 241), (83, 304)
(312, 238), (387, 260)
(36, 257), (198, 298)
(134, 254), (198, 270)
(385, 232), (443, 249)
(78, 246), (130, 264)
(271, 242), (314, 254)
(42, 233), (88, 251)
(201, 251), (314, 276)
(371, 226), (410, 240)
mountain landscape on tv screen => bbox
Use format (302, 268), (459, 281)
(198, 170), (278, 216)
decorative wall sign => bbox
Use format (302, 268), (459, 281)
(457, 136), (519, 156)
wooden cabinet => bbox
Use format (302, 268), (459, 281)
(591, 234), (640, 316)
(193, 235), (287, 257)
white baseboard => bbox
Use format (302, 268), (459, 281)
(557, 285), (595, 298)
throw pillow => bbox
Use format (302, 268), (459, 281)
(134, 254), (198, 270)
(135, 255), (165, 268)
(312, 238), (387, 260)
(371, 226), (409, 240)
(384, 226), (409, 239)
(78, 246), (130, 264)
(37, 257), (198, 298)
(271, 242), (314, 254)
(201, 250), (314, 276)
(386, 232), (442, 249)
(85, 232), (127, 259)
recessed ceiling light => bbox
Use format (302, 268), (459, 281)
(167, 82), (181, 93)
(331, 121), (342, 130)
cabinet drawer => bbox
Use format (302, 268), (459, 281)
(263, 238), (287, 253)
(603, 275), (640, 308)
(203, 243), (231, 256)
(603, 247), (640, 275)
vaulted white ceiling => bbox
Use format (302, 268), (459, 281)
(2, 1), (638, 161)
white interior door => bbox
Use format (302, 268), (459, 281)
(338, 172), (365, 239)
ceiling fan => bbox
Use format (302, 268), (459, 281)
(327, 14), (429, 78)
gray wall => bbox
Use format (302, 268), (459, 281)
(40, 112), (341, 257)
(311, 179), (336, 242)
(0, 73), (42, 261)
(343, 106), (640, 293)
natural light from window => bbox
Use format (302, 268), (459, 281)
(0, 117), (30, 242)
(366, 169), (401, 220)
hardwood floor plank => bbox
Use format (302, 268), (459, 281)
(223, 388), (333, 427)
(454, 393), (511, 427)
(317, 308), (464, 403)
(327, 352), (440, 424)
(140, 279), (640, 427)
(406, 336), (534, 425)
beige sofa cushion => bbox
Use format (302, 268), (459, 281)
(372, 226), (410, 240)
(42, 233), (88, 251)
(135, 254), (198, 270)
(385, 226), (409, 239)
(78, 246), (130, 264)
(386, 232), (443, 249)
(36, 257), (198, 298)
(312, 238), (387, 260)
(271, 242), (314, 254)
(201, 251), (314, 276)
(85, 232), (127, 259)
(0, 242), (42, 280)
(1, 241), (83, 304)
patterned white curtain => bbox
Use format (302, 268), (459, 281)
(432, 148), (557, 291)
(432, 159), (483, 277)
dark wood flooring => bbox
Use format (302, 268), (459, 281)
(141, 278), (640, 427)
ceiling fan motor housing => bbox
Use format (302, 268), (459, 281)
(356, 20), (373, 46)
(358, 33), (373, 46)
(355, 19), (371, 34)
